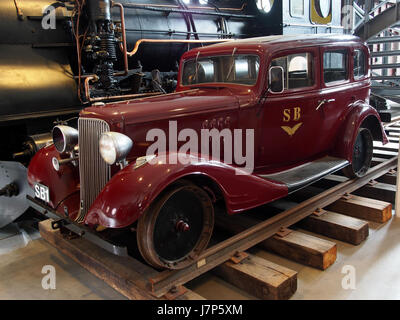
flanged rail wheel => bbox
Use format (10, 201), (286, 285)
(343, 127), (373, 178)
(137, 181), (214, 270)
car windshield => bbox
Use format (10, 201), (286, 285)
(182, 54), (260, 86)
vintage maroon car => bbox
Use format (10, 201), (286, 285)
(27, 34), (387, 269)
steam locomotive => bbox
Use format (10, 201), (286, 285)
(0, 0), (342, 226)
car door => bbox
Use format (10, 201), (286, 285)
(255, 47), (325, 172)
(316, 45), (353, 151)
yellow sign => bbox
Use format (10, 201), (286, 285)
(311, 0), (332, 25)
(283, 107), (301, 122)
(281, 107), (302, 137)
(281, 123), (303, 137)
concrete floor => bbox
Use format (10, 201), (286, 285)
(188, 215), (400, 300)
(0, 214), (399, 300)
(0, 226), (125, 300)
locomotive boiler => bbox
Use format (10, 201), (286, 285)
(0, 0), (343, 226)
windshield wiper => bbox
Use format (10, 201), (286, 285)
(225, 47), (238, 81)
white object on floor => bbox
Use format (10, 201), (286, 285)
(0, 222), (41, 255)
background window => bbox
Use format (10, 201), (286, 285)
(256, 0), (274, 13)
(271, 53), (314, 90)
(354, 49), (366, 78)
(290, 0), (304, 17)
(323, 50), (348, 83)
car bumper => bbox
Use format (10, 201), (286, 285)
(27, 195), (129, 257)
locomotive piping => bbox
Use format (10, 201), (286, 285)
(177, 0), (198, 40)
(176, 0), (192, 40)
(81, 0), (233, 102)
(127, 2), (247, 12)
(124, 38), (234, 58)
(84, 75), (162, 102)
(120, 3), (255, 19)
(72, 0), (88, 103)
(112, 2), (128, 76)
(70, 0), (238, 102)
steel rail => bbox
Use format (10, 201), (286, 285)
(384, 115), (400, 127)
(149, 157), (397, 297)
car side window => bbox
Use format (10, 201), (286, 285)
(353, 49), (366, 79)
(270, 52), (314, 91)
(182, 55), (260, 86)
(323, 50), (348, 83)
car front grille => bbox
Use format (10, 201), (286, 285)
(77, 118), (110, 221)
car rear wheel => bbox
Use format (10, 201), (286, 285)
(343, 128), (373, 178)
(136, 181), (214, 270)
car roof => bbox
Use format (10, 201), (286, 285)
(184, 34), (363, 57)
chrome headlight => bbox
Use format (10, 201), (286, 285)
(99, 132), (133, 165)
(52, 125), (78, 153)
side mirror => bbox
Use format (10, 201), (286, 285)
(269, 66), (284, 93)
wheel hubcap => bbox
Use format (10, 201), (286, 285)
(176, 220), (190, 232)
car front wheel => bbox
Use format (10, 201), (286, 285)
(343, 127), (373, 178)
(136, 181), (214, 270)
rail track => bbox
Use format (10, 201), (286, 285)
(37, 121), (400, 300)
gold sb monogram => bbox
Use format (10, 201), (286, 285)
(283, 107), (301, 122)
(281, 107), (302, 137)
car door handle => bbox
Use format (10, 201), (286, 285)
(316, 98), (336, 111)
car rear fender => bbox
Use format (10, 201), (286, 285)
(333, 102), (388, 162)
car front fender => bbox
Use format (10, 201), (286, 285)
(84, 152), (288, 228)
(27, 144), (80, 212)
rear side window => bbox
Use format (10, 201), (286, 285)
(323, 50), (348, 83)
(271, 52), (314, 90)
(354, 49), (367, 79)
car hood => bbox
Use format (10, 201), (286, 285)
(80, 88), (239, 126)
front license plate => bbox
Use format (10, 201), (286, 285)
(34, 183), (50, 203)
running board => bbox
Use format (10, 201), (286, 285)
(258, 156), (349, 194)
